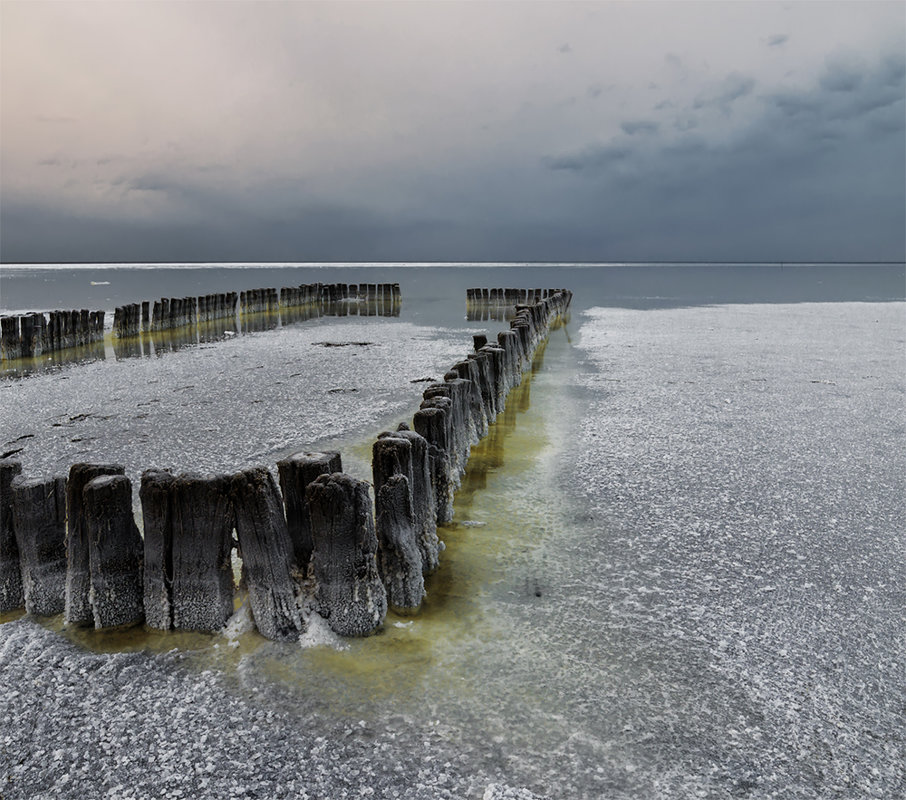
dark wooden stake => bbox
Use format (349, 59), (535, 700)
(276, 451), (342, 575)
(230, 467), (302, 641)
(11, 475), (67, 616)
(0, 459), (23, 611)
(307, 473), (387, 636)
(83, 474), (144, 629)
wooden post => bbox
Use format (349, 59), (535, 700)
(376, 429), (440, 575)
(0, 460), (23, 611)
(276, 451), (342, 575)
(64, 463), (125, 626)
(307, 473), (386, 636)
(230, 467), (302, 641)
(11, 475), (66, 616)
(170, 473), (235, 632)
(375, 474), (425, 612)
(82, 474), (144, 628)
(413, 407), (453, 524)
(140, 469), (174, 630)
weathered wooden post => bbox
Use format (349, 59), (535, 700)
(276, 451), (342, 575)
(170, 473), (234, 632)
(82, 474), (144, 628)
(307, 473), (386, 636)
(64, 463), (125, 626)
(0, 316), (19, 361)
(140, 469), (174, 630)
(413, 406), (454, 524)
(375, 429), (440, 576)
(11, 475), (66, 616)
(230, 467), (302, 641)
(0, 460), (23, 611)
(375, 475), (425, 613)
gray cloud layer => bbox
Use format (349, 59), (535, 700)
(1, 1), (903, 263)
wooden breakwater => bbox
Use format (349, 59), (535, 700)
(0, 289), (571, 640)
(112, 282), (401, 338)
(465, 287), (568, 321)
(0, 310), (105, 362)
(1, 283), (402, 372)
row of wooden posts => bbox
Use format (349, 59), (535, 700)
(466, 287), (567, 305)
(0, 289), (572, 639)
(0, 310), (106, 362)
(112, 283), (402, 338)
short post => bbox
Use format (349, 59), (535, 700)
(276, 451), (342, 575)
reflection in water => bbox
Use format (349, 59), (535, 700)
(2, 294), (402, 378)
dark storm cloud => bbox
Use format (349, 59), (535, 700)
(539, 52), (904, 261)
(693, 72), (756, 112)
(766, 34), (788, 48)
(621, 120), (659, 136)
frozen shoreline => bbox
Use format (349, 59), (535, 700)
(2, 301), (903, 798)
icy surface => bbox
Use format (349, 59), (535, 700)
(539, 302), (905, 797)
(1, 301), (903, 799)
(1, 319), (470, 486)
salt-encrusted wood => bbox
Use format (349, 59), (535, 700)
(276, 451), (342, 574)
(170, 473), (235, 632)
(375, 474), (425, 612)
(0, 459), (24, 611)
(10, 475), (66, 616)
(379, 429), (440, 574)
(308, 473), (387, 636)
(82, 474), (144, 629)
(140, 469), (175, 630)
(413, 406), (454, 524)
(230, 467), (302, 641)
(64, 463), (125, 627)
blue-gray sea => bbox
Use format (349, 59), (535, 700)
(1, 263), (904, 799)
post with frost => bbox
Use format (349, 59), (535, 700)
(82, 474), (145, 628)
(11, 475), (67, 616)
(230, 467), (303, 641)
(0, 459), (24, 611)
(307, 473), (387, 636)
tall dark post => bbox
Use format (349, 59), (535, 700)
(82, 474), (144, 629)
(230, 467), (302, 641)
(64, 463), (125, 626)
(0, 460), (23, 611)
(307, 473), (387, 636)
(11, 476), (67, 616)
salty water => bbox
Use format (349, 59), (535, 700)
(1, 263), (904, 799)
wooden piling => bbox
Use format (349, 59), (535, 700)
(64, 463), (125, 626)
(82, 474), (144, 629)
(170, 473), (235, 632)
(10, 475), (67, 616)
(276, 451), (342, 575)
(230, 467), (302, 641)
(0, 460), (23, 611)
(307, 473), (387, 636)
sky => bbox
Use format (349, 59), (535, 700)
(1, 0), (904, 264)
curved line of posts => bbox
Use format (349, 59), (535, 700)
(0, 289), (572, 641)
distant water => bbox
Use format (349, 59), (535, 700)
(1, 262), (903, 323)
(1, 263), (904, 799)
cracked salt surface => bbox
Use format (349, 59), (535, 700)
(1, 301), (903, 799)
